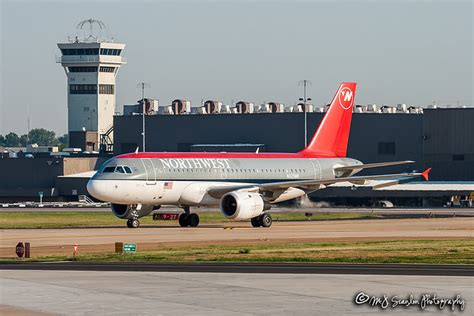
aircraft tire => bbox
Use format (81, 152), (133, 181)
(188, 213), (200, 227)
(179, 213), (189, 227)
(260, 213), (272, 228)
(131, 218), (140, 228)
(126, 219), (133, 228)
(251, 216), (261, 227)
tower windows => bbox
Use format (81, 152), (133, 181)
(61, 48), (99, 55)
(67, 66), (116, 73)
(70, 84), (97, 94)
(60, 48), (121, 56)
(68, 67), (98, 72)
(99, 84), (115, 94)
(99, 66), (115, 73)
(100, 48), (122, 56)
(69, 84), (115, 94)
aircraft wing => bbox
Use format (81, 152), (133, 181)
(259, 169), (429, 190)
(207, 168), (431, 199)
(333, 160), (414, 173)
(207, 185), (259, 199)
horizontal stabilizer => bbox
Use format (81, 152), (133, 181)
(373, 168), (431, 189)
(334, 160), (414, 172)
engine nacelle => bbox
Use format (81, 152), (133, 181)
(111, 204), (154, 219)
(220, 191), (269, 220)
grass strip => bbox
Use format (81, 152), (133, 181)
(0, 211), (380, 229)
(2, 239), (472, 265)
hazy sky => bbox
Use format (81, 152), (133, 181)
(0, 0), (472, 135)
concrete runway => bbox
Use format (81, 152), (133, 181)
(1, 270), (472, 315)
(2, 262), (473, 276)
(1, 217), (472, 257)
(1, 215), (472, 315)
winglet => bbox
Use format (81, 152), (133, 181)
(422, 168), (431, 181)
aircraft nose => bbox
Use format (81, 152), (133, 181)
(87, 179), (107, 201)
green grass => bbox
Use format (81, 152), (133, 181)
(3, 239), (473, 265)
(0, 211), (380, 229)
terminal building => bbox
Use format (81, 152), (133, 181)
(112, 106), (474, 206)
(114, 107), (474, 182)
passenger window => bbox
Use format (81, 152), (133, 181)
(115, 166), (125, 173)
(123, 166), (132, 174)
(103, 166), (115, 173)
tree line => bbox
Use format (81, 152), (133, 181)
(0, 129), (68, 148)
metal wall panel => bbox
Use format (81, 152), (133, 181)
(423, 108), (474, 180)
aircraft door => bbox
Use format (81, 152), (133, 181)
(141, 158), (157, 185)
(310, 159), (322, 180)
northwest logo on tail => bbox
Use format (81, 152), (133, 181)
(339, 87), (354, 110)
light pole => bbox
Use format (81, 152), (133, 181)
(298, 80), (312, 146)
(137, 82), (150, 152)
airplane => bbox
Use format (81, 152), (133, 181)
(87, 82), (430, 228)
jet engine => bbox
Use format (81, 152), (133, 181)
(220, 191), (270, 220)
(111, 204), (154, 219)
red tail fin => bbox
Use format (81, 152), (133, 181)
(299, 82), (357, 157)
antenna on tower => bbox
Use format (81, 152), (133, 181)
(76, 19), (110, 43)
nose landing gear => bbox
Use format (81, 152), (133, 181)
(126, 205), (141, 228)
(127, 218), (140, 228)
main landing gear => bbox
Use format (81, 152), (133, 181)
(179, 206), (200, 227)
(251, 213), (272, 228)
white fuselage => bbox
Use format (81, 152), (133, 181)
(87, 154), (361, 207)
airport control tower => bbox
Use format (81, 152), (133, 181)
(57, 19), (126, 151)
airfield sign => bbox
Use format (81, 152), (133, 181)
(123, 244), (137, 253)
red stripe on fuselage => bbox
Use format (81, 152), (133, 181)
(117, 152), (313, 159)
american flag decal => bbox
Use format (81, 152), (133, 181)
(164, 182), (173, 189)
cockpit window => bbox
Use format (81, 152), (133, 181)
(115, 166), (126, 173)
(103, 166), (116, 173)
(103, 164), (132, 174)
